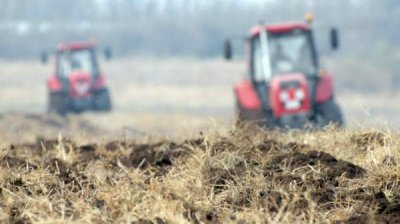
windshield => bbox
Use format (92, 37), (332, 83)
(253, 30), (316, 81)
(58, 49), (97, 77)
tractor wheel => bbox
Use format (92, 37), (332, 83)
(236, 101), (254, 122)
(93, 89), (112, 111)
(48, 92), (68, 116)
(314, 100), (344, 128)
(235, 101), (271, 127)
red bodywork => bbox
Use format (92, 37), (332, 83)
(269, 74), (311, 118)
(47, 75), (63, 91)
(235, 75), (334, 110)
(47, 73), (106, 93)
(234, 80), (261, 110)
(57, 41), (96, 52)
(69, 72), (93, 98)
(250, 22), (309, 37)
(315, 74), (334, 103)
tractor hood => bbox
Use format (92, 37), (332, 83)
(269, 73), (311, 118)
(69, 71), (93, 98)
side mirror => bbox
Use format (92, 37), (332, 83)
(330, 28), (340, 50)
(223, 40), (233, 60)
(40, 52), (48, 64)
(104, 47), (112, 60)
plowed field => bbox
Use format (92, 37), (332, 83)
(1, 125), (400, 223)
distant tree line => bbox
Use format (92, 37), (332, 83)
(0, 0), (399, 61)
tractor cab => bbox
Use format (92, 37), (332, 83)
(56, 43), (99, 79)
(250, 23), (318, 80)
(224, 21), (343, 129)
(42, 41), (112, 115)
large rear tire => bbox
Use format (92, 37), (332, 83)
(48, 92), (68, 116)
(314, 100), (344, 128)
(93, 88), (112, 112)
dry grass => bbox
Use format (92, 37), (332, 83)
(1, 124), (400, 223)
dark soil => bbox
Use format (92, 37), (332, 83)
(1, 132), (399, 223)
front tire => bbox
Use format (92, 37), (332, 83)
(48, 92), (69, 116)
(314, 100), (344, 128)
(93, 88), (112, 112)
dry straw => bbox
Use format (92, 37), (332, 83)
(1, 124), (400, 223)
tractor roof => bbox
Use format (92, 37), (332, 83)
(56, 41), (96, 52)
(249, 22), (309, 37)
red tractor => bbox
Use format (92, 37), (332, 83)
(224, 21), (344, 129)
(41, 40), (112, 115)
